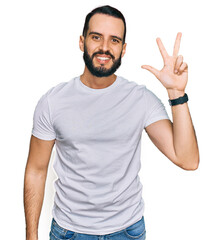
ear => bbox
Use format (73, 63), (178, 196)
(79, 35), (85, 52)
(121, 43), (127, 58)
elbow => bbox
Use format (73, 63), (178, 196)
(174, 152), (200, 171)
(180, 155), (200, 171)
(182, 162), (199, 171)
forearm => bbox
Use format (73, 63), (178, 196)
(168, 90), (199, 170)
(24, 168), (47, 240)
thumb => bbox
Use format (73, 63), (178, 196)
(141, 65), (160, 79)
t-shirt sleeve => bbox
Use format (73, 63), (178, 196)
(31, 92), (56, 140)
(143, 87), (170, 128)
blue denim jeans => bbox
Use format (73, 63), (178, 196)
(49, 216), (146, 240)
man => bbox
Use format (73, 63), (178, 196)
(24, 5), (199, 240)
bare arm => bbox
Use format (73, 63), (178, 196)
(24, 135), (55, 240)
(142, 32), (199, 170)
(168, 90), (199, 169)
(145, 102), (199, 170)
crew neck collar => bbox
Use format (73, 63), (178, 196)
(77, 75), (120, 93)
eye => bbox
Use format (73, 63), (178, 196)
(92, 35), (100, 41)
(112, 38), (120, 43)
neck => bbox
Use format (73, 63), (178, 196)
(80, 67), (117, 89)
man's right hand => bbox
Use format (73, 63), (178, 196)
(24, 135), (55, 240)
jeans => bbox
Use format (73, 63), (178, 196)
(49, 216), (146, 240)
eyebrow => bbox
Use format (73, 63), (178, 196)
(88, 31), (123, 42)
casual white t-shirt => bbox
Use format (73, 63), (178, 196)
(32, 75), (169, 235)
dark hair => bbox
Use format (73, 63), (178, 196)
(82, 5), (126, 44)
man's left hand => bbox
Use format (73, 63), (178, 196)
(141, 32), (188, 96)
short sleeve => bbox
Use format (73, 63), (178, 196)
(32, 92), (56, 140)
(143, 87), (169, 128)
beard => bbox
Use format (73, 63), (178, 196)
(83, 44), (122, 77)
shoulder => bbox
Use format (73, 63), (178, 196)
(41, 77), (77, 100)
(118, 75), (157, 97)
(118, 76), (165, 109)
(118, 75), (148, 92)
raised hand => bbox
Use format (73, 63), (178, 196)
(142, 32), (188, 94)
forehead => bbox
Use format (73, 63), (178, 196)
(88, 13), (124, 38)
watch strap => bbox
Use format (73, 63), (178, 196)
(168, 93), (188, 106)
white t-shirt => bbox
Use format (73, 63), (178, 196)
(32, 75), (169, 235)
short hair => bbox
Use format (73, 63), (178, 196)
(82, 5), (127, 44)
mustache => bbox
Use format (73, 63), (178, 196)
(92, 50), (115, 60)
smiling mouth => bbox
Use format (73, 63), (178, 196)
(95, 55), (112, 64)
(97, 56), (110, 60)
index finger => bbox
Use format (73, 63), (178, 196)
(156, 37), (169, 62)
(173, 32), (182, 57)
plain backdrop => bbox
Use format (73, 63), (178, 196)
(1, 0), (223, 239)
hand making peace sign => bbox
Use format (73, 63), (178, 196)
(142, 32), (188, 93)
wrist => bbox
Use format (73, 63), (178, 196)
(167, 89), (185, 100)
(26, 232), (38, 240)
(26, 237), (38, 240)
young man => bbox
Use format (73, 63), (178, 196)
(24, 5), (199, 240)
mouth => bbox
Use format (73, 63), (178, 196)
(95, 54), (112, 65)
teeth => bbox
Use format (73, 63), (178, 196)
(97, 57), (110, 60)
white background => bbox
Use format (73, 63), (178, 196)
(1, 0), (223, 239)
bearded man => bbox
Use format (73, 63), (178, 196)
(24, 5), (199, 240)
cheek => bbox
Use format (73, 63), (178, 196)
(115, 47), (123, 58)
(85, 41), (98, 54)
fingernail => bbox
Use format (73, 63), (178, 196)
(174, 69), (178, 74)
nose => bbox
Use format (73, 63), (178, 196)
(99, 39), (110, 52)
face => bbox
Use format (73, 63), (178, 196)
(80, 14), (127, 77)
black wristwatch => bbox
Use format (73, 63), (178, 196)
(168, 93), (188, 106)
